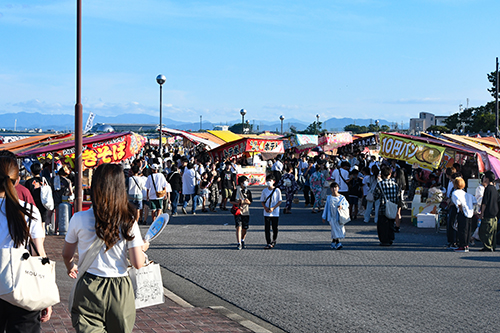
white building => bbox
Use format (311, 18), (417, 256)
(409, 112), (447, 134)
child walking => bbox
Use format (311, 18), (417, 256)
(322, 182), (350, 250)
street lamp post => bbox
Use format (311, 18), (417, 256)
(316, 114), (320, 134)
(280, 115), (285, 135)
(240, 109), (247, 133)
(156, 74), (166, 156)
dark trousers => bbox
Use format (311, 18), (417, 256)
(446, 206), (457, 245)
(265, 216), (279, 245)
(303, 186), (315, 205)
(170, 190), (179, 214)
(377, 214), (395, 244)
(456, 212), (471, 248)
(0, 299), (41, 333)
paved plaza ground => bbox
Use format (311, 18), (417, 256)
(147, 186), (500, 333)
(42, 186), (499, 332)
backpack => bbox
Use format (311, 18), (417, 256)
(348, 177), (363, 198)
(128, 176), (143, 201)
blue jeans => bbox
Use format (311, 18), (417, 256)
(192, 195), (203, 212)
(170, 190), (179, 214)
(364, 199), (380, 223)
(182, 194), (192, 210)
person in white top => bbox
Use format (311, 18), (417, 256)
(62, 163), (148, 332)
(451, 177), (477, 252)
(0, 156), (52, 330)
(331, 162), (350, 195)
(145, 164), (168, 221)
(260, 174), (282, 249)
(181, 163), (198, 214)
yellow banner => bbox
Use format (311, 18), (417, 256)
(379, 133), (446, 170)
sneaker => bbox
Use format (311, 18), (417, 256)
(182, 207), (187, 214)
(336, 242), (343, 250)
(237, 243), (242, 250)
(192, 211), (196, 215)
(264, 244), (273, 249)
(479, 247), (494, 252)
(331, 242), (336, 249)
(241, 240), (246, 249)
(454, 247), (469, 253)
(447, 244), (458, 250)
(394, 226), (400, 233)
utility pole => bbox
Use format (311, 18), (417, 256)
(496, 57), (499, 137)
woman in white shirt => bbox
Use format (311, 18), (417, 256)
(62, 163), (149, 333)
(0, 156), (52, 332)
(451, 177), (477, 253)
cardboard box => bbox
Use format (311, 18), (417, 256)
(417, 213), (437, 228)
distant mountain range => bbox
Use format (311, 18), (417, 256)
(0, 112), (393, 132)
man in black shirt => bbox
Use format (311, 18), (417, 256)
(479, 171), (498, 251)
(220, 163), (236, 211)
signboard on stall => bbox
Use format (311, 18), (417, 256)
(211, 138), (284, 160)
(318, 132), (353, 151)
(379, 133), (446, 170)
(44, 133), (145, 169)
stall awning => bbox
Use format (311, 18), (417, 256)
(318, 132), (353, 151)
(160, 128), (220, 149)
(19, 132), (146, 169)
(0, 133), (72, 155)
(379, 132), (479, 170)
(209, 137), (284, 160)
(284, 134), (318, 150)
(207, 130), (242, 143)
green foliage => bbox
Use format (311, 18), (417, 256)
(445, 101), (496, 133)
(344, 124), (368, 134)
(344, 123), (390, 133)
(229, 123), (253, 134)
(487, 71), (498, 100)
(426, 125), (450, 133)
(299, 121), (322, 134)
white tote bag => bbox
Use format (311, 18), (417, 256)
(338, 207), (351, 225)
(128, 261), (164, 309)
(40, 177), (54, 211)
(378, 183), (398, 219)
(0, 247), (60, 311)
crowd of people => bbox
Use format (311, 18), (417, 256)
(1, 143), (499, 331)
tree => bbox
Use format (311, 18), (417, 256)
(229, 123), (253, 134)
(344, 124), (368, 134)
(380, 125), (390, 132)
(445, 102), (495, 133)
(487, 71), (498, 100)
(426, 125), (450, 133)
(299, 121), (323, 134)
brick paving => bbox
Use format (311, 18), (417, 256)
(41, 235), (253, 333)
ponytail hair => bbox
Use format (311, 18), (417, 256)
(0, 156), (33, 247)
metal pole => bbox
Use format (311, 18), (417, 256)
(242, 115), (245, 133)
(200, 115), (202, 131)
(159, 85), (162, 156)
(74, 0), (83, 212)
(281, 119), (283, 135)
(496, 57), (499, 137)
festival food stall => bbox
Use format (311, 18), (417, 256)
(337, 133), (378, 155)
(379, 132), (482, 227)
(209, 137), (285, 185)
(160, 128), (220, 150)
(318, 132), (353, 153)
(283, 134), (318, 154)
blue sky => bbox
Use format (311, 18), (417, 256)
(1, 0), (499, 126)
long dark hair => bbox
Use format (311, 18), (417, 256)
(91, 163), (135, 251)
(0, 156), (34, 247)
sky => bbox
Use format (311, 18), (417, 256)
(1, 0), (500, 127)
